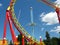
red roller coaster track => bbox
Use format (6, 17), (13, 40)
(3, 0), (39, 45)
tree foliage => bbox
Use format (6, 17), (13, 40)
(9, 40), (13, 45)
(17, 34), (28, 45)
(43, 31), (60, 45)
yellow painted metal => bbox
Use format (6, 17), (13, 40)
(40, 41), (45, 45)
(14, 41), (20, 45)
(9, 0), (39, 43)
(7, 6), (10, 10)
(0, 40), (8, 45)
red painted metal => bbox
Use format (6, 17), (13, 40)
(40, 37), (43, 45)
(42, 0), (57, 9)
(3, 0), (18, 45)
(3, 10), (8, 45)
(6, 10), (17, 42)
(3, 20), (7, 45)
(56, 8), (60, 23)
(22, 35), (25, 45)
(40, 38), (42, 42)
(11, 16), (31, 41)
(3, 20), (7, 39)
(34, 42), (37, 45)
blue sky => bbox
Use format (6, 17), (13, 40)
(0, 0), (60, 41)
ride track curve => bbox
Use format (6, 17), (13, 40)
(6, 0), (39, 44)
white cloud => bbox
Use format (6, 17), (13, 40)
(0, 3), (2, 7)
(54, 0), (60, 8)
(50, 26), (60, 33)
(55, 0), (60, 4)
(40, 0), (60, 25)
(40, 12), (59, 25)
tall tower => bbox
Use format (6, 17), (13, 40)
(29, 7), (36, 37)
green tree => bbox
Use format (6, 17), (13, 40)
(43, 31), (60, 45)
(25, 39), (28, 45)
(58, 38), (60, 45)
(17, 34), (28, 45)
(9, 40), (13, 45)
(18, 34), (22, 45)
(46, 31), (50, 40)
(51, 37), (58, 45)
(45, 31), (52, 45)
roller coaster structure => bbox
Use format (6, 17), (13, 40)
(3, 0), (39, 45)
(3, 0), (59, 45)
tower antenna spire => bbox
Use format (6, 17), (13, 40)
(29, 7), (36, 37)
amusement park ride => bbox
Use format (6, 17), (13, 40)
(2, 0), (39, 45)
(29, 7), (36, 37)
(1, 0), (60, 45)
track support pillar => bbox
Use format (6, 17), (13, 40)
(22, 34), (25, 45)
